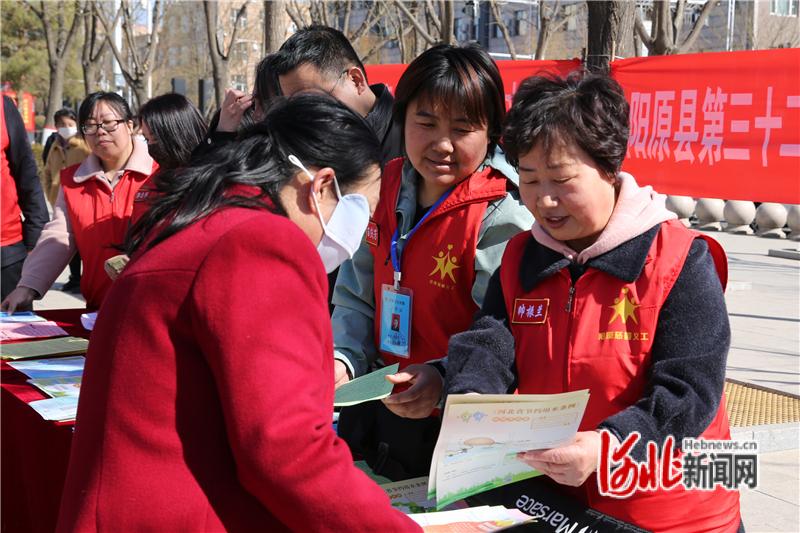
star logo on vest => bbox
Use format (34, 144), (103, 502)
(429, 244), (460, 288)
(599, 287), (649, 341)
(608, 287), (639, 325)
(511, 298), (549, 324)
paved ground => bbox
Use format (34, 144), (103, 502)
(31, 230), (800, 531)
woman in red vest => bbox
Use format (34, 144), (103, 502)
(1, 92), (155, 312)
(56, 94), (418, 532)
(332, 44), (533, 480)
(438, 73), (742, 531)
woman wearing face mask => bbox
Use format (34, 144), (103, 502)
(42, 108), (90, 206)
(132, 93), (207, 224)
(56, 95), (418, 533)
(41, 108), (92, 294)
(1, 92), (155, 313)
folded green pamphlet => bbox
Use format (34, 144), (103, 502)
(333, 363), (399, 407)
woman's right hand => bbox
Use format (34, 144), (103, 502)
(1, 287), (37, 314)
(218, 89), (253, 132)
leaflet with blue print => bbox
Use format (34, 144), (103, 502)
(428, 390), (590, 509)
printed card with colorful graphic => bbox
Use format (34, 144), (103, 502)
(0, 321), (68, 341)
(380, 477), (468, 515)
(27, 396), (79, 422)
(0, 311), (47, 323)
(0, 336), (88, 360)
(8, 356), (85, 380)
(428, 390), (589, 508)
(28, 376), (82, 398)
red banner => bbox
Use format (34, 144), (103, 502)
(612, 48), (800, 204)
(366, 59), (582, 110)
(366, 50), (798, 204)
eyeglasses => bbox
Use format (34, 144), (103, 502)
(81, 119), (127, 135)
(324, 69), (351, 96)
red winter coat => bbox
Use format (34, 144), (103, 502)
(57, 203), (419, 532)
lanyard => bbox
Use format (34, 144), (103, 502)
(390, 189), (453, 288)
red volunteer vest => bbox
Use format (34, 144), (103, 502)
(130, 175), (158, 226)
(1, 103), (23, 246)
(61, 162), (155, 310)
(369, 158), (509, 370)
(500, 220), (740, 532)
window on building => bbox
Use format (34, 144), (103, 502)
(232, 74), (247, 92)
(230, 8), (248, 28)
(771, 0), (799, 16)
(515, 10), (528, 36)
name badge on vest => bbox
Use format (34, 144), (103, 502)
(134, 190), (150, 202)
(379, 284), (413, 357)
(365, 220), (380, 246)
(511, 298), (549, 325)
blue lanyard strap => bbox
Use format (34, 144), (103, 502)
(390, 189), (453, 282)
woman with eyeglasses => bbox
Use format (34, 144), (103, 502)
(1, 91), (156, 313)
(55, 94), (418, 532)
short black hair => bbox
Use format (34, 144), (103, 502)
(138, 93), (207, 169)
(253, 53), (282, 106)
(274, 25), (366, 82)
(393, 43), (505, 153)
(503, 72), (630, 177)
(54, 108), (77, 125)
(78, 92), (133, 138)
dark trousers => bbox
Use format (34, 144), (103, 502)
(1, 257), (25, 302)
(68, 252), (81, 282)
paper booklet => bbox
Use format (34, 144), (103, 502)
(0, 311), (47, 323)
(0, 321), (69, 341)
(0, 336), (89, 360)
(380, 477), (468, 515)
(28, 376), (82, 398)
(8, 356), (85, 380)
(28, 396), (79, 422)
(333, 363), (399, 407)
(428, 390), (590, 509)
(408, 505), (534, 532)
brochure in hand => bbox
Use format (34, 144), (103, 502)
(428, 390), (590, 509)
(333, 363), (399, 407)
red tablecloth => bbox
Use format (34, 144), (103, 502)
(1, 309), (88, 533)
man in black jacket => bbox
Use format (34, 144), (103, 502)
(1, 96), (49, 301)
(273, 25), (403, 165)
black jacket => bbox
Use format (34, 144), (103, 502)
(445, 224), (731, 460)
(365, 83), (403, 165)
(1, 96), (49, 265)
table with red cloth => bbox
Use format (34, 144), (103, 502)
(1, 309), (88, 533)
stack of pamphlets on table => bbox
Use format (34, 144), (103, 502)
(407, 505), (534, 531)
(427, 390), (590, 509)
(7, 356), (85, 422)
(1, 312), (89, 422)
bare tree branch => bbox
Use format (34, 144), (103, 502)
(392, 0), (437, 45)
(349, 1), (381, 41)
(286, 0), (306, 28)
(424, 0), (442, 35)
(489, 0), (516, 59)
(677, 0), (718, 53)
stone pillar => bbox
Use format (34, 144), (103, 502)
(786, 205), (800, 241)
(723, 200), (756, 234)
(755, 203), (788, 238)
(665, 196), (696, 228)
(694, 198), (725, 231)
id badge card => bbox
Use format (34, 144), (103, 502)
(379, 284), (413, 358)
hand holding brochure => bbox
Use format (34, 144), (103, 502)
(333, 363), (399, 407)
(428, 390), (589, 508)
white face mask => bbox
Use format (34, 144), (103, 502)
(288, 155), (370, 274)
(58, 126), (77, 139)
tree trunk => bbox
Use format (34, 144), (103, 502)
(264, 0), (290, 53)
(441, 0), (455, 44)
(586, 1), (635, 73)
(203, 0), (226, 108)
(46, 61), (67, 126)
